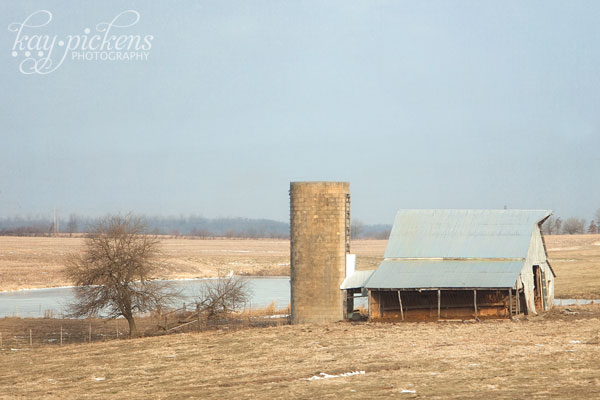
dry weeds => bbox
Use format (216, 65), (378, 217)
(1, 305), (599, 399)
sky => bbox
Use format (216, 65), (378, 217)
(1, 1), (599, 224)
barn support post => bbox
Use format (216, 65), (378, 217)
(509, 288), (513, 317)
(367, 289), (372, 320)
(345, 290), (354, 320)
(516, 289), (520, 315)
(437, 289), (441, 320)
(397, 290), (404, 321)
(473, 289), (478, 318)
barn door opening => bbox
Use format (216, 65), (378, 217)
(540, 268), (548, 310)
(533, 265), (543, 310)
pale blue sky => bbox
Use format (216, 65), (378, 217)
(1, 1), (599, 224)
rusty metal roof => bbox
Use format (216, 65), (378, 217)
(384, 209), (551, 259)
(364, 259), (524, 289)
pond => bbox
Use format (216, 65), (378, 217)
(0, 277), (291, 318)
(0, 278), (597, 318)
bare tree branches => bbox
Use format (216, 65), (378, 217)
(194, 273), (251, 318)
(562, 218), (586, 234)
(64, 214), (180, 337)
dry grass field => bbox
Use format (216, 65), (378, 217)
(1, 305), (599, 399)
(0, 235), (598, 298)
(0, 237), (383, 292)
(544, 235), (600, 299)
(1, 235), (599, 398)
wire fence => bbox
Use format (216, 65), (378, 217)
(0, 305), (290, 350)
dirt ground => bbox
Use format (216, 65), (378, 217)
(0, 235), (598, 298)
(1, 304), (598, 399)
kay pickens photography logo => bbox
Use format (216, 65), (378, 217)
(8, 10), (153, 75)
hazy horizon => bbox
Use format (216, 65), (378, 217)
(2, 1), (599, 225)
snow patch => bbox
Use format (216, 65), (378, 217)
(263, 314), (289, 319)
(303, 370), (365, 381)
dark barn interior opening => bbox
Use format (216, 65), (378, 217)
(368, 288), (526, 321)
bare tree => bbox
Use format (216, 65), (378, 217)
(541, 217), (555, 234)
(374, 227), (392, 240)
(67, 214), (78, 237)
(542, 216), (563, 235)
(555, 217), (562, 235)
(64, 215), (179, 337)
(588, 220), (598, 234)
(195, 273), (251, 318)
(596, 208), (600, 226)
(562, 218), (586, 234)
(351, 220), (365, 239)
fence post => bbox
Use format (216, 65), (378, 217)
(60, 326), (63, 345)
(89, 322), (92, 343)
(1, 332), (2, 349)
(29, 329), (32, 347)
(116, 319), (119, 338)
(197, 306), (201, 332)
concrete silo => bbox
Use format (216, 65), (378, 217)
(289, 181), (350, 324)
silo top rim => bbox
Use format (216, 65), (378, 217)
(290, 181), (349, 186)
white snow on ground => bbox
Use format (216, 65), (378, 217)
(400, 389), (416, 394)
(263, 314), (290, 319)
(303, 371), (365, 381)
(569, 340), (581, 344)
(93, 377), (105, 381)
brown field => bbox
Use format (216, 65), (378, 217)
(0, 235), (598, 298)
(1, 235), (599, 398)
(1, 305), (599, 399)
(0, 237), (383, 292)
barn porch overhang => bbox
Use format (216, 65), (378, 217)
(367, 287), (516, 291)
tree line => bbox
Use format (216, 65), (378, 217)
(0, 214), (393, 239)
(541, 209), (600, 235)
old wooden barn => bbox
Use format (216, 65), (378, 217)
(342, 209), (555, 321)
